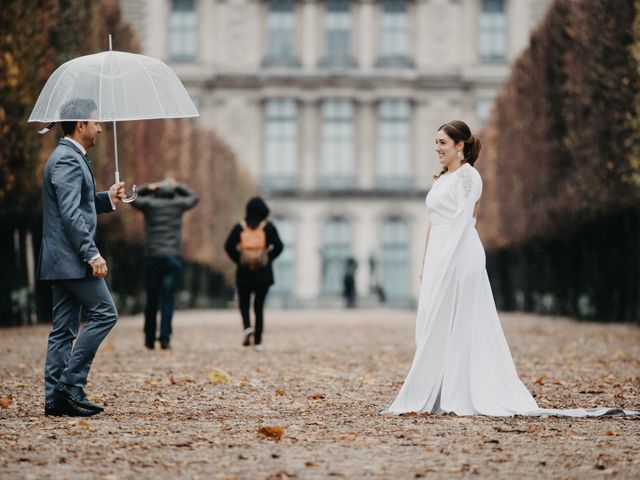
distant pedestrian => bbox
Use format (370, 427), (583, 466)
(342, 257), (358, 308)
(130, 177), (198, 350)
(224, 197), (283, 351)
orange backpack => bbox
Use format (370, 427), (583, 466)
(238, 220), (268, 269)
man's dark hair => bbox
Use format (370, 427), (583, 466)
(59, 99), (98, 136)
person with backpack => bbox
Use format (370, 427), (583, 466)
(224, 197), (283, 350)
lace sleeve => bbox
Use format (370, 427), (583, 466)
(434, 165), (482, 279)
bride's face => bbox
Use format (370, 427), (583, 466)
(435, 129), (463, 169)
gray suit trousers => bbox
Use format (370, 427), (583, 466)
(44, 277), (118, 403)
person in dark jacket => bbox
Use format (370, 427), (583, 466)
(130, 178), (198, 350)
(224, 197), (283, 350)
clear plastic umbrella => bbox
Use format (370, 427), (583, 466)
(29, 35), (199, 202)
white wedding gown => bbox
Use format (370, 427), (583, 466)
(384, 164), (636, 417)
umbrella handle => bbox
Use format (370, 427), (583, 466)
(115, 171), (138, 203)
(122, 184), (138, 203)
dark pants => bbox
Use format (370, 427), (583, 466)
(237, 284), (270, 345)
(44, 277), (118, 404)
(144, 256), (181, 344)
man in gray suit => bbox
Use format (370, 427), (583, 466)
(39, 99), (125, 417)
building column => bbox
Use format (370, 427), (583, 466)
(301, 0), (320, 69)
(414, 0), (430, 69)
(357, 96), (376, 189)
(146, 0), (168, 60)
(199, 0), (215, 66)
(353, 203), (377, 302)
(300, 96), (319, 191)
(356, 0), (376, 70)
(508, 0), (529, 62)
(295, 204), (322, 300)
(413, 96), (434, 190)
(462, 0), (478, 65)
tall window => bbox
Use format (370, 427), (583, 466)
(476, 97), (494, 126)
(271, 217), (296, 296)
(377, 0), (410, 67)
(321, 0), (355, 67)
(321, 218), (352, 294)
(265, 0), (298, 67)
(478, 0), (507, 61)
(169, 0), (197, 61)
(321, 100), (354, 189)
(263, 99), (298, 189)
(377, 99), (411, 189)
(380, 218), (409, 299)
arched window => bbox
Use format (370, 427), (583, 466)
(321, 217), (352, 294)
(380, 218), (409, 299)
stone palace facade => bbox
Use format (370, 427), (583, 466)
(120, 0), (549, 307)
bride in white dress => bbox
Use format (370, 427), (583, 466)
(384, 120), (636, 417)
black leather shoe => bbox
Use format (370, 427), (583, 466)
(51, 396), (97, 417)
(44, 402), (65, 416)
(160, 339), (171, 350)
(145, 339), (155, 350)
(54, 384), (104, 413)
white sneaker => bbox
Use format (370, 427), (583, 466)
(242, 328), (254, 347)
(253, 344), (264, 352)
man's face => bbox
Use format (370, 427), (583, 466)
(77, 119), (102, 149)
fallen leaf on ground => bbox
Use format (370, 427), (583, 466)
(266, 470), (295, 479)
(0, 395), (13, 409)
(208, 369), (231, 384)
(308, 393), (326, 400)
(257, 426), (284, 441)
(275, 388), (285, 396)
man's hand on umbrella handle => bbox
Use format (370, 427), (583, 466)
(90, 256), (108, 278)
(109, 182), (126, 204)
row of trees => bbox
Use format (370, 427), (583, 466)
(0, 1), (251, 326)
(478, 0), (640, 322)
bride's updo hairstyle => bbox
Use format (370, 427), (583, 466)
(434, 120), (482, 180)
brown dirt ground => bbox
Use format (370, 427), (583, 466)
(0, 309), (638, 479)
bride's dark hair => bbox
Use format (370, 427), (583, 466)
(434, 120), (482, 180)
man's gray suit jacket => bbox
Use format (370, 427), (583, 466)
(38, 138), (113, 280)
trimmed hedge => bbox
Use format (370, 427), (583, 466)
(479, 0), (640, 322)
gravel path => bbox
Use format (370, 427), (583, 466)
(0, 309), (638, 479)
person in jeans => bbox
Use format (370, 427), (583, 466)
(131, 178), (198, 349)
(224, 197), (283, 351)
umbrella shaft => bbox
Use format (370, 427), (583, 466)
(113, 120), (119, 183)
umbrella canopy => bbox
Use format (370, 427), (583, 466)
(29, 50), (199, 122)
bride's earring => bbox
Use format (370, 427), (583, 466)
(457, 150), (464, 160)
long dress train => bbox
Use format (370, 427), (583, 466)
(384, 163), (637, 417)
